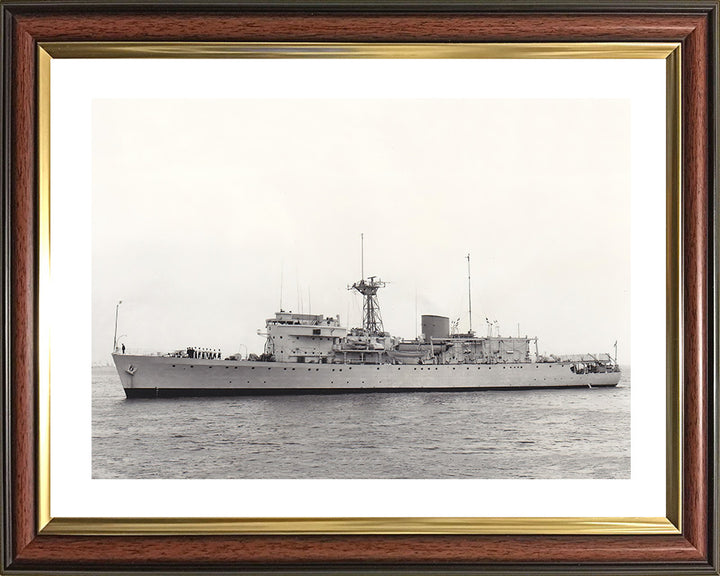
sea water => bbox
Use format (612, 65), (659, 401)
(92, 366), (630, 479)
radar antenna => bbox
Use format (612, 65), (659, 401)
(451, 317), (460, 335)
(349, 234), (386, 335)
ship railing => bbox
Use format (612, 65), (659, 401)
(112, 347), (156, 356)
(556, 353), (615, 364)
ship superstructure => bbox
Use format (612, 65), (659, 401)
(261, 312), (346, 363)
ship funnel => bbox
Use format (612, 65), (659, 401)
(421, 315), (450, 342)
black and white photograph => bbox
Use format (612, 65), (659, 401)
(90, 95), (631, 481)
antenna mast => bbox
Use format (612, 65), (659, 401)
(349, 234), (386, 335)
(279, 263), (284, 312)
(466, 253), (473, 335)
(361, 232), (364, 281)
(113, 300), (122, 352)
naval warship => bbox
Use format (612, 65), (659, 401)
(111, 254), (621, 398)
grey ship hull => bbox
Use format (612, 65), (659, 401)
(112, 353), (621, 398)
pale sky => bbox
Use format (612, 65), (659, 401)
(92, 98), (630, 364)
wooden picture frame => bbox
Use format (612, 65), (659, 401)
(1, 1), (717, 573)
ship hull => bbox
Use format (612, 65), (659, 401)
(112, 354), (621, 398)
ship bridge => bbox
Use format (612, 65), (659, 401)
(268, 312), (340, 326)
(263, 312), (347, 363)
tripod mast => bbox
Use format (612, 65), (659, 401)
(349, 234), (386, 335)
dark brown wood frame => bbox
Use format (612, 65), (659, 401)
(1, 1), (717, 573)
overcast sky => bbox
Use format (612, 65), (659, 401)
(92, 98), (630, 364)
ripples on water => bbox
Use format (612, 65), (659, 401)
(92, 366), (630, 479)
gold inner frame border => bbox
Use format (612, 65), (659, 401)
(36, 41), (682, 536)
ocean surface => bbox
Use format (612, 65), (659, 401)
(92, 366), (630, 479)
